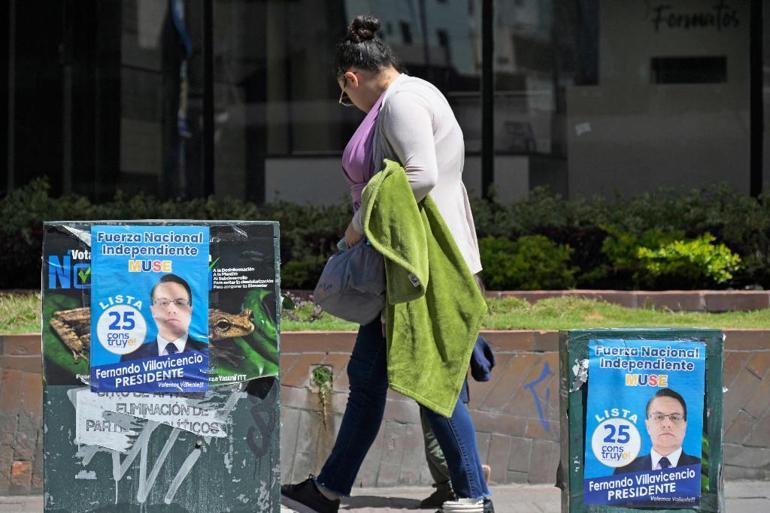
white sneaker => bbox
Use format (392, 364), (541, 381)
(441, 498), (484, 513)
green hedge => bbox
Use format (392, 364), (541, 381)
(0, 179), (350, 290)
(2, 179), (768, 290)
(471, 187), (769, 290)
(479, 235), (577, 290)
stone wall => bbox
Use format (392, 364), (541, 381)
(485, 290), (770, 312)
(280, 329), (770, 488)
(720, 331), (770, 480)
(1, 329), (768, 494)
(0, 335), (43, 494)
(279, 331), (563, 488)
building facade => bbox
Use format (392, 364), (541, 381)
(2, 0), (767, 204)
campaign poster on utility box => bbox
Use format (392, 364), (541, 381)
(583, 339), (705, 508)
(90, 225), (210, 393)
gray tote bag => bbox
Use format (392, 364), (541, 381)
(313, 240), (385, 325)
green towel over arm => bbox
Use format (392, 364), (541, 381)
(361, 160), (488, 417)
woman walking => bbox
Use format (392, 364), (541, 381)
(281, 15), (493, 513)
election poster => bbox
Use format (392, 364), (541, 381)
(42, 221), (280, 389)
(41, 222), (282, 511)
(583, 339), (706, 508)
(206, 223), (280, 384)
(90, 225), (210, 393)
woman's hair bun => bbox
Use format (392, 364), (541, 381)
(335, 15), (397, 76)
(347, 15), (380, 43)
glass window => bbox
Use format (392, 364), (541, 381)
(563, 0), (750, 197)
(2, 0), (758, 203)
(210, 0), (483, 202)
(400, 21), (414, 44)
(763, 0), (770, 192)
(211, 0), (358, 203)
(5, 0), (207, 199)
(119, 0), (205, 199)
(491, 0), (750, 200)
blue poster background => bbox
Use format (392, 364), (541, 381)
(90, 225), (209, 393)
(583, 338), (705, 507)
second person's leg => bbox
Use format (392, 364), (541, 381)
(315, 318), (389, 495)
(421, 400), (490, 500)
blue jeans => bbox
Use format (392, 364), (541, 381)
(316, 318), (490, 499)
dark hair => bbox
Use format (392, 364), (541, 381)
(150, 274), (192, 306)
(646, 388), (687, 421)
(334, 15), (399, 78)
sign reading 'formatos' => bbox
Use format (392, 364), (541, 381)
(648, 1), (740, 33)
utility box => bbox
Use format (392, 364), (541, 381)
(559, 329), (724, 513)
(42, 221), (281, 513)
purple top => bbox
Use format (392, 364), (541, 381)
(341, 93), (385, 211)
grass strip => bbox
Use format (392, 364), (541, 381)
(3, 292), (770, 335)
(281, 295), (770, 331)
(0, 292), (40, 334)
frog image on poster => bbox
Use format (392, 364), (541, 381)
(209, 308), (255, 339)
(206, 289), (280, 382)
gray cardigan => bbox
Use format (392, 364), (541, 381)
(352, 73), (482, 274)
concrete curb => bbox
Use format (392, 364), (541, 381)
(284, 289), (770, 312)
(485, 289), (770, 312)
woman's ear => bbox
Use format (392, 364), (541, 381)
(343, 70), (359, 89)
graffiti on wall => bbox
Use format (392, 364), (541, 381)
(524, 361), (553, 433)
(63, 385), (265, 505)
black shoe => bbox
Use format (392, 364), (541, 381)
(483, 497), (495, 513)
(419, 482), (456, 508)
(281, 476), (340, 513)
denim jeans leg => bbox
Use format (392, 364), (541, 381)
(422, 399), (490, 499)
(316, 318), (389, 496)
(420, 407), (452, 486)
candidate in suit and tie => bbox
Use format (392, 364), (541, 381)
(614, 388), (701, 474)
(121, 273), (207, 361)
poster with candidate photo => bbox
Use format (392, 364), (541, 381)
(42, 222), (279, 388)
(89, 225), (210, 393)
(583, 338), (706, 508)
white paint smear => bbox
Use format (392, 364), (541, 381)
(69, 388), (139, 452)
(574, 122), (591, 136)
(71, 387), (246, 451)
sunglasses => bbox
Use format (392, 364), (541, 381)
(338, 72), (356, 107)
(338, 85), (354, 107)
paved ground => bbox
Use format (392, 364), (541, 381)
(331, 481), (769, 512)
(2, 481), (768, 512)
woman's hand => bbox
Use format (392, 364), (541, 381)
(344, 221), (363, 248)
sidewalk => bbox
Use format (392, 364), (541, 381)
(336, 484), (558, 512)
(3, 481), (768, 512)
(332, 481), (769, 512)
